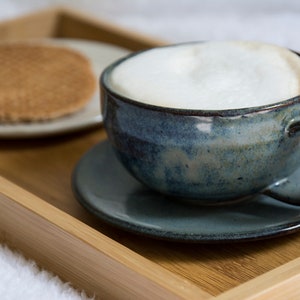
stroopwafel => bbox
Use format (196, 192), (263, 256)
(0, 41), (96, 122)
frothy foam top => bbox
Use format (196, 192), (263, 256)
(108, 41), (300, 110)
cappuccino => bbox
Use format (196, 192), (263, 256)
(109, 41), (300, 110)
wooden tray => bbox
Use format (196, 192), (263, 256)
(1, 7), (300, 299)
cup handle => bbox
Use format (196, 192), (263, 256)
(262, 118), (300, 205)
(286, 118), (300, 137)
(263, 168), (300, 206)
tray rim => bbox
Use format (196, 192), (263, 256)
(3, 164), (300, 299)
(0, 175), (210, 299)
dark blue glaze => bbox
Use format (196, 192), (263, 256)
(100, 44), (300, 204)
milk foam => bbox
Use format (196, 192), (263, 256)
(109, 41), (300, 110)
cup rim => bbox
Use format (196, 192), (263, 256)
(100, 41), (300, 117)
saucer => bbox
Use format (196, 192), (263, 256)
(72, 141), (300, 242)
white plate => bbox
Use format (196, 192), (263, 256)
(0, 38), (130, 138)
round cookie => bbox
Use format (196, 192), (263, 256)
(0, 42), (96, 122)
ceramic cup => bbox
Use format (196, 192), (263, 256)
(100, 42), (300, 205)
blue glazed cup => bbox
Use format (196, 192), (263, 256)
(100, 44), (300, 205)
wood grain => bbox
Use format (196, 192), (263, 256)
(216, 257), (300, 299)
(0, 175), (210, 299)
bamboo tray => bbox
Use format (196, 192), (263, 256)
(1, 7), (300, 299)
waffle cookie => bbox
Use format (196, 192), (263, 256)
(0, 42), (96, 122)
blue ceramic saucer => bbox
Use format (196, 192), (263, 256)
(72, 141), (300, 243)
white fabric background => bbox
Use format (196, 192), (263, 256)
(2, 0), (300, 49)
(1, 0), (300, 299)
